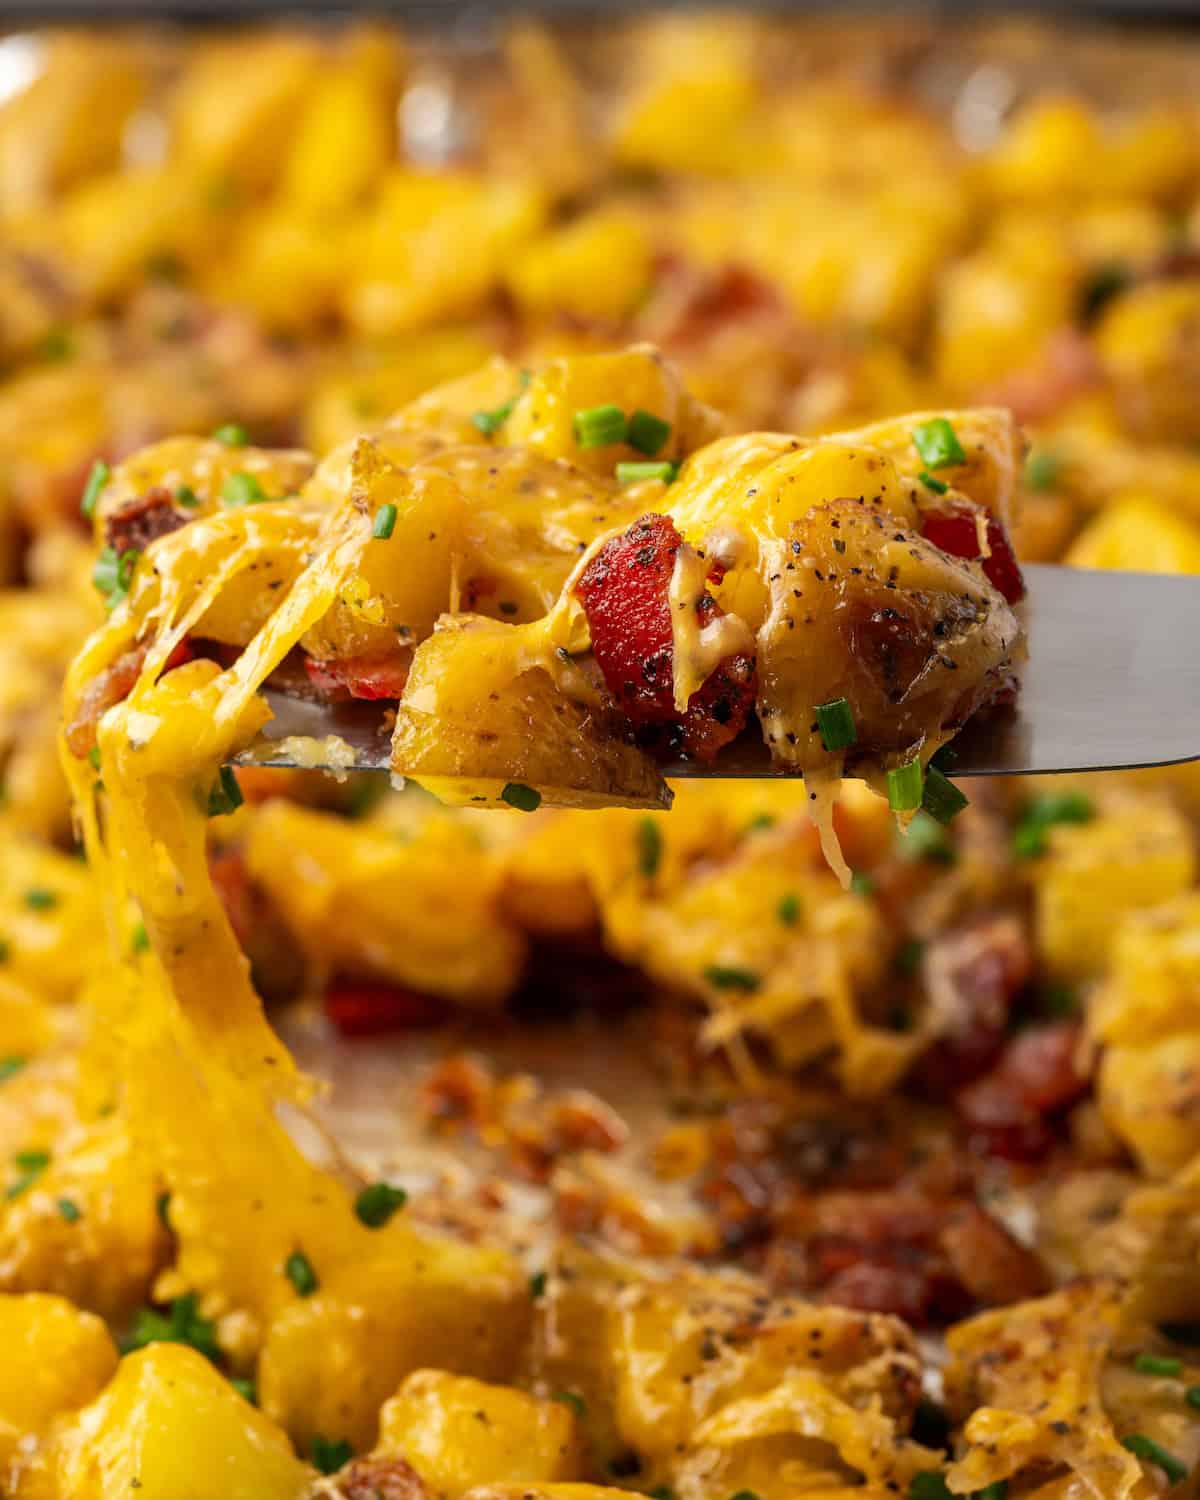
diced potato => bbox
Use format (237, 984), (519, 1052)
(1068, 496), (1200, 575)
(0, 1114), (167, 1323)
(10, 1344), (310, 1500)
(0, 829), (102, 1005)
(1035, 797), (1196, 981)
(505, 210), (655, 324)
(244, 801), (526, 1008)
(505, 346), (723, 475)
(1099, 1034), (1200, 1180)
(375, 1371), (585, 1495)
(259, 1256), (532, 1455)
(391, 619), (671, 812)
(0, 1293), (117, 1473)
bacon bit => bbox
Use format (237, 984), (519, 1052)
(917, 915), (1034, 1095)
(765, 1186), (1047, 1325)
(920, 502), (1026, 604)
(979, 326), (1102, 426)
(303, 653), (410, 702)
(103, 485), (188, 557)
(576, 512), (756, 761)
(419, 1054), (494, 1132)
(64, 637), (193, 758)
(324, 980), (451, 1038)
(956, 1020), (1089, 1161)
(938, 1202), (1049, 1307)
(640, 257), (791, 349)
(322, 1457), (432, 1500)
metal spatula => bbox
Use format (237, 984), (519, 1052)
(236, 565), (1200, 781)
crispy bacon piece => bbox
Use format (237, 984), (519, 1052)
(576, 513), (756, 761)
(956, 1020), (1089, 1162)
(766, 1187), (1048, 1325)
(324, 979), (451, 1038)
(103, 485), (188, 557)
(323, 1458), (432, 1500)
(303, 653), (410, 702)
(920, 502), (1026, 605)
(64, 638), (193, 759)
(916, 915), (1034, 1095)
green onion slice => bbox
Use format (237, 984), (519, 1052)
(814, 697), (857, 752)
(887, 759), (924, 812)
(627, 409), (671, 456)
(573, 404), (628, 449)
(912, 418), (966, 470)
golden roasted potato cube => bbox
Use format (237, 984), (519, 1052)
(463, 1489), (638, 1500)
(1099, 1034), (1200, 1180)
(11, 1344), (310, 1500)
(505, 346), (723, 476)
(170, 35), (320, 188)
(505, 210), (655, 324)
(0, 829), (101, 1005)
(0, 1293), (117, 1473)
(1035, 797), (1196, 981)
(0, 1115), (167, 1323)
(259, 1254), (532, 1455)
(376, 1371), (585, 1495)
(391, 619), (671, 811)
(1066, 495), (1200, 575)
(244, 801), (526, 1009)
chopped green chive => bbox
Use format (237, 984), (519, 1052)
(919, 470), (948, 495)
(912, 418), (966, 470)
(80, 459), (111, 519)
(7, 1148), (50, 1199)
(702, 964), (760, 993)
(471, 398), (516, 436)
(1186, 1386), (1200, 1410)
(573, 404), (627, 449)
(899, 810), (956, 865)
(284, 1249), (318, 1297)
(206, 767), (244, 818)
(649, 1488), (678, 1500)
(40, 327), (74, 362)
(551, 1390), (586, 1418)
(976, 1486), (1008, 1500)
(372, 503), (398, 540)
(777, 892), (800, 927)
(120, 1293), (220, 1362)
(887, 759), (924, 813)
(894, 938), (925, 977)
(131, 923), (150, 955)
(23, 888), (57, 912)
(1025, 449), (1062, 493)
(627, 409), (672, 456)
(1080, 262), (1131, 324)
(231, 1376), (257, 1404)
(616, 460), (678, 485)
(1012, 791), (1094, 859)
(175, 484), (200, 508)
(907, 1476), (953, 1500)
(850, 871), (875, 898)
(354, 1181), (407, 1229)
(728, 1492), (762, 1500)
(0, 1058), (25, 1083)
(1120, 1434), (1187, 1486)
(637, 817), (662, 878)
(87, 746), (101, 772)
(92, 545), (140, 610)
(311, 1436), (353, 1475)
(529, 1270), (548, 1298)
(744, 812), (775, 834)
(212, 423), (248, 447)
(814, 697), (857, 753)
(921, 766), (968, 825)
(1134, 1353), (1182, 1377)
(500, 782), (541, 812)
(57, 1197), (81, 1223)
(221, 472), (268, 508)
